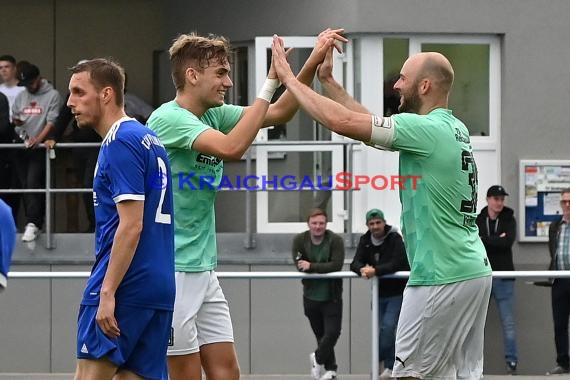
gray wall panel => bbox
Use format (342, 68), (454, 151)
(349, 276), (375, 373)
(0, 265), (51, 372)
(0, 262), (561, 375)
(218, 264), (252, 374)
(51, 265), (91, 372)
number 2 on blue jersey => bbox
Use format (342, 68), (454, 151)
(155, 157), (171, 224)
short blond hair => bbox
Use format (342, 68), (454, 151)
(169, 32), (231, 90)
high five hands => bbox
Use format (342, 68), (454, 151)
(271, 28), (346, 86)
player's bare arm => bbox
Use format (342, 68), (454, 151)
(271, 35), (373, 143)
(191, 59), (279, 160)
(97, 199), (143, 337)
(193, 39), (306, 161)
(191, 98), (268, 161)
(317, 47), (370, 114)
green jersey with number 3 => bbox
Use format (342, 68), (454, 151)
(390, 108), (491, 285)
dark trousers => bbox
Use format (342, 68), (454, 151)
(552, 278), (570, 368)
(14, 148), (45, 228)
(303, 297), (342, 371)
(70, 147), (97, 231)
(0, 149), (20, 223)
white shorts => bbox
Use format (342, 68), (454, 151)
(392, 275), (492, 380)
(167, 271), (234, 356)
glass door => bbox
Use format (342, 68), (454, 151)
(409, 36), (501, 212)
(253, 36), (346, 233)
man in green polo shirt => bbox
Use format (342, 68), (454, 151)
(271, 36), (492, 380)
(148, 30), (347, 380)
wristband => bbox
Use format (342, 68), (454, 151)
(257, 78), (280, 103)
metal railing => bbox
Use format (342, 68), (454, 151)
(7, 270), (568, 379)
(0, 142), (100, 249)
(0, 140), (360, 249)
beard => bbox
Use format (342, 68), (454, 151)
(397, 86), (422, 113)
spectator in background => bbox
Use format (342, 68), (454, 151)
(123, 73), (154, 124)
(0, 55), (25, 116)
(12, 62), (61, 241)
(292, 208), (345, 380)
(0, 198), (17, 292)
(0, 55), (25, 222)
(350, 209), (409, 380)
(476, 185), (518, 374)
(0, 92), (13, 216)
(545, 189), (570, 375)
(45, 69), (154, 233)
(0, 92), (9, 137)
(47, 90), (100, 232)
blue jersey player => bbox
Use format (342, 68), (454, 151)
(0, 199), (16, 292)
(67, 58), (175, 380)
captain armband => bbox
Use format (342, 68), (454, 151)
(256, 78), (280, 103)
(367, 114), (395, 151)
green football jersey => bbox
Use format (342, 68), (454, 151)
(390, 108), (491, 285)
(147, 101), (243, 272)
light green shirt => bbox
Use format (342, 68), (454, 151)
(147, 101), (243, 272)
(390, 108), (491, 285)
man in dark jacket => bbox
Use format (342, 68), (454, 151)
(545, 189), (570, 375)
(476, 185), (518, 374)
(0, 92), (17, 221)
(292, 208), (344, 380)
(350, 208), (409, 379)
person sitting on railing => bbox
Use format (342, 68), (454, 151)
(292, 207), (345, 380)
(350, 208), (409, 380)
(12, 62), (62, 242)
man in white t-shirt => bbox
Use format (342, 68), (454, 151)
(0, 55), (24, 223)
(0, 55), (24, 118)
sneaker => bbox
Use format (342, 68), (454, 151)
(546, 365), (570, 375)
(320, 370), (337, 380)
(380, 367), (394, 379)
(506, 361), (517, 375)
(310, 352), (325, 380)
(21, 223), (39, 242)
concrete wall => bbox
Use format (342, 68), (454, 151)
(0, 260), (559, 376)
(0, 0), (164, 107)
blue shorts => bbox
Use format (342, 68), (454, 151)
(77, 304), (173, 380)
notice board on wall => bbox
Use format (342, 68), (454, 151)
(519, 160), (570, 242)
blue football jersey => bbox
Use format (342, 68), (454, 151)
(0, 199), (16, 290)
(82, 117), (175, 310)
